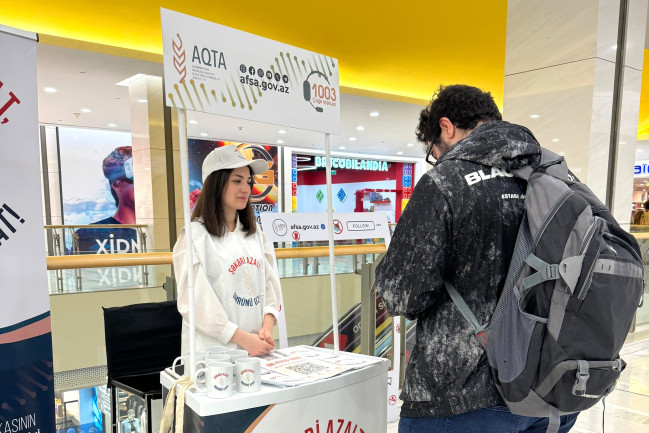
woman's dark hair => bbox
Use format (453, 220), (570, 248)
(191, 167), (257, 237)
(416, 84), (502, 145)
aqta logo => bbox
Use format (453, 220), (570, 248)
(172, 33), (186, 83)
(304, 419), (365, 433)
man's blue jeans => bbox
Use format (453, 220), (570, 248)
(399, 405), (578, 433)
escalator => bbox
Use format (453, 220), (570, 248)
(311, 295), (416, 360)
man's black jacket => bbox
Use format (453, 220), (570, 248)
(376, 121), (542, 417)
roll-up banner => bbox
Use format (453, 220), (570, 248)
(0, 25), (56, 433)
(160, 8), (340, 134)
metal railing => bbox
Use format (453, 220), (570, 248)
(45, 244), (387, 270)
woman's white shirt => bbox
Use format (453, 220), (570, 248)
(173, 219), (281, 352)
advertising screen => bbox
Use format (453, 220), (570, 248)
(59, 127), (137, 253)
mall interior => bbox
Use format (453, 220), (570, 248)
(3, 0), (649, 432)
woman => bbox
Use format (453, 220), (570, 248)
(173, 146), (281, 356)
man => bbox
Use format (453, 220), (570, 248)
(376, 85), (578, 432)
(75, 146), (138, 254)
(120, 409), (141, 433)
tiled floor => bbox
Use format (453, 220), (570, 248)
(388, 328), (649, 433)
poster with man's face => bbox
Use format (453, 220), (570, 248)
(188, 140), (279, 218)
(59, 127), (137, 253)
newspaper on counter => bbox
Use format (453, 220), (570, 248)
(274, 346), (384, 369)
(260, 355), (351, 381)
(272, 346), (336, 359)
(261, 372), (311, 387)
(259, 347), (385, 387)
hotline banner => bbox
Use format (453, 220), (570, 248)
(161, 8), (340, 134)
(0, 25), (56, 433)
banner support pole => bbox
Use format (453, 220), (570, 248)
(177, 107), (196, 377)
(324, 132), (340, 355)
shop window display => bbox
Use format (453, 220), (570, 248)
(630, 172), (649, 328)
(54, 387), (103, 433)
(294, 153), (405, 224)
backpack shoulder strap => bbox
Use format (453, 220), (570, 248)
(443, 281), (488, 338)
(513, 148), (568, 181)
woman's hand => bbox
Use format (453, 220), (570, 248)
(231, 329), (273, 356)
(243, 332), (274, 356)
(258, 327), (275, 348)
(258, 313), (276, 348)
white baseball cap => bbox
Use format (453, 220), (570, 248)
(202, 146), (268, 182)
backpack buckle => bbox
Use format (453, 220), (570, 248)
(572, 360), (590, 396)
(544, 264), (559, 280)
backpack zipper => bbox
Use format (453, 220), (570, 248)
(577, 251), (600, 301)
(602, 233), (642, 263)
(577, 234), (642, 301)
(534, 190), (573, 245)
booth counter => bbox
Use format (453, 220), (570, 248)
(161, 350), (389, 433)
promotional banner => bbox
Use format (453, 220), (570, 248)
(259, 212), (391, 244)
(161, 8), (340, 134)
(0, 25), (56, 433)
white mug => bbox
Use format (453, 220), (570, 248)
(225, 349), (248, 363)
(172, 350), (207, 372)
(204, 346), (228, 355)
(226, 350), (248, 390)
(195, 362), (233, 398)
(196, 353), (230, 370)
(235, 358), (262, 393)
(194, 354), (230, 390)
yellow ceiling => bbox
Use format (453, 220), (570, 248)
(1, 1), (507, 106)
(639, 50), (649, 140)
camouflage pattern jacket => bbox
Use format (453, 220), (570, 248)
(376, 121), (542, 417)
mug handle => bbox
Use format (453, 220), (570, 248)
(172, 356), (184, 369)
(196, 360), (206, 370)
(194, 368), (207, 386)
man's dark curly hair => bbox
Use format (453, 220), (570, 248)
(416, 85), (502, 145)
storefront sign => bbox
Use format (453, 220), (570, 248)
(314, 156), (389, 171)
(634, 160), (649, 177)
(260, 212), (391, 244)
(161, 8), (340, 134)
(0, 25), (55, 433)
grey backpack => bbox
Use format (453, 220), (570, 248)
(445, 148), (644, 433)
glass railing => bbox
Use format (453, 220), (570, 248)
(44, 224), (149, 255)
(47, 263), (172, 294)
(275, 240), (381, 278)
